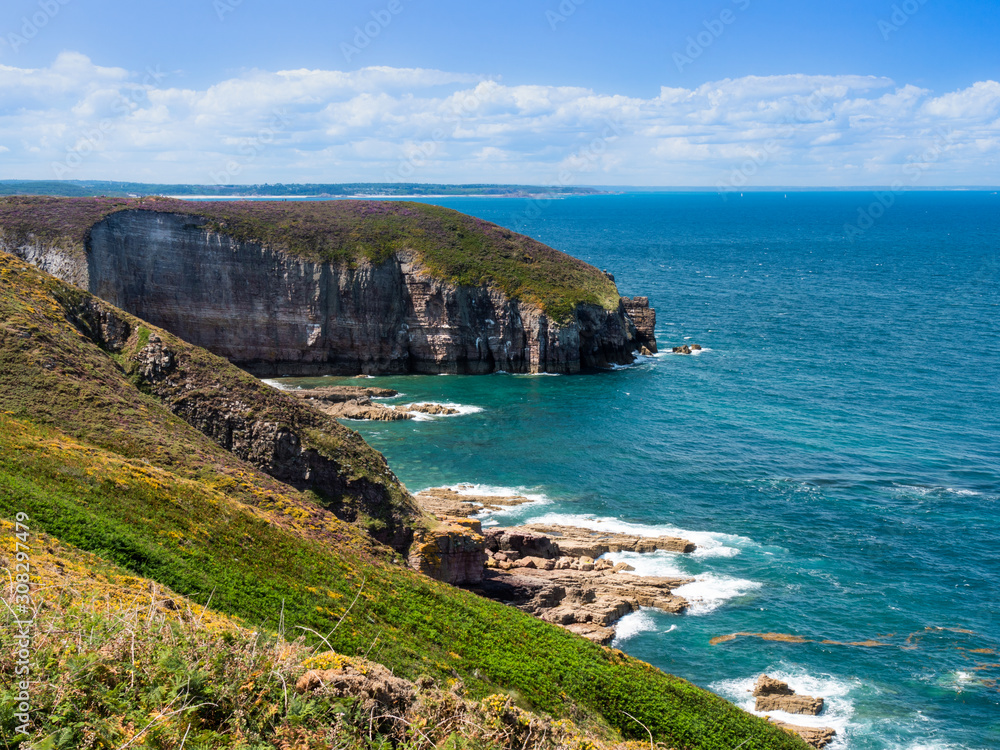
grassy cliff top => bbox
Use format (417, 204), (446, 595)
(0, 195), (620, 321)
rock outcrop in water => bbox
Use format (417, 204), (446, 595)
(1, 199), (658, 376)
(413, 488), (696, 643)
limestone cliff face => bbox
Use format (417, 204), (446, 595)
(5, 210), (654, 375)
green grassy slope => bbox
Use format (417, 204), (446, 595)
(0, 254), (806, 750)
(0, 196), (619, 321)
(0, 519), (621, 750)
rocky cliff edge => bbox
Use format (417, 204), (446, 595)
(0, 197), (656, 375)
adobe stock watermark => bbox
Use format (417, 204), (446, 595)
(843, 128), (955, 242)
(341, 0), (408, 63)
(1, 0), (72, 54)
(6, 513), (35, 738)
(210, 109), (292, 185)
(519, 117), (623, 221)
(214, 0), (243, 22)
(547, 0), (585, 31)
(715, 88), (830, 199)
(674, 0), (751, 72)
(51, 66), (169, 179)
(878, 0), (929, 41)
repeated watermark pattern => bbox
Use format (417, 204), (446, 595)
(51, 66), (169, 178)
(1, 0), (72, 54)
(878, 0), (929, 41)
(341, 0), (408, 63)
(547, 0), (586, 31)
(674, 0), (751, 72)
(210, 108), (292, 185)
(843, 128), (954, 241)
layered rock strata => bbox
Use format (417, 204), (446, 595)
(290, 385), (411, 421)
(621, 297), (657, 354)
(6, 210), (655, 375)
(412, 488), (696, 643)
(408, 517), (487, 586)
(752, 675), (834, 748)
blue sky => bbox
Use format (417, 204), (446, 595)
(1, 0), (998, 186)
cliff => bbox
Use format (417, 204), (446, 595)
(0, 197), (656, 375)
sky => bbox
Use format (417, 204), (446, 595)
(0, 0), (998, 187)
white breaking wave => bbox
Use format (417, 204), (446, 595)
(400, 402), (484, 421)
(601, 550), (761, 615)
(611, 608), (665, 644)
(672, 575), (762, 615)
(519, 512), (751, 559)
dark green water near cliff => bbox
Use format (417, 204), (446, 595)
(275, 191), (1000, 749)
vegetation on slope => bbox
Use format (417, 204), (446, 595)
(0, 196), (620, 321)
(0, 254), (806, 749)
(0, 251), (418, 547)
(0, 520), (619, 750)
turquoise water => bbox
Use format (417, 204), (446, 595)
(276, 192), (1000, 749)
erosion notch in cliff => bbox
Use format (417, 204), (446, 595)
(1, 196), (657, 375)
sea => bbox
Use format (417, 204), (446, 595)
(270, 191), (1000, 749)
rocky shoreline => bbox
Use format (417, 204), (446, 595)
(410, 486), (696, 645)
(408, 487), (840, 749)
(288, 385), (461, 421)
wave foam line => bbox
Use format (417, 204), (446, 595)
(402, 402), (484, 421)
(521, 512), (751, 559)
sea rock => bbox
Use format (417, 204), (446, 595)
(753, 674), (795, 697)
(413, 487), (537, 518)
(770, 721), (836, 749)
(621, 296), (657, 354)
(756, 694), (824, 715)
(10, 209), (654, 375)
(291, 386), (399, 402)
(414, 487), (695, 642)
(752, 675), (832, 746)
(296, 391), (411, 421)
(517, 524), (696, 557)
(672, 345), (692, 354)
(471, 565), (690, 644)
(403, 403), (460, 415)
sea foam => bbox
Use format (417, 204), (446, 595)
(519, 512), (750, 559)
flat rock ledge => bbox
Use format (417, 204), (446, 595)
(411, 487), (696, 644)
(753, 675), (835, 748)
(291, 386), (460, 421)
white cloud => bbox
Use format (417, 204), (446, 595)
(0, 53), (997, 186)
